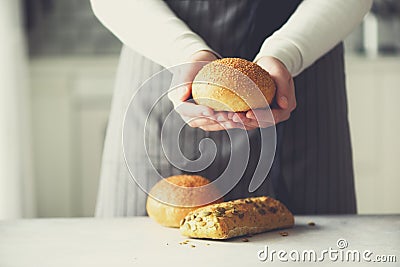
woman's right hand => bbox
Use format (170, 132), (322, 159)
(168, 51), (255, 131)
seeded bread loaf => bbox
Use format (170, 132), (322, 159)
(180, 196), (294, 239)
(192, 58), (276, 112)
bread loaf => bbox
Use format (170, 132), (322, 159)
(146, 175), (222, 228)
(192, 58), (276, 112)
(180, 196), (294, 239)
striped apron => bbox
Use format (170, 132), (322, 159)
(95, 0), (357, 216)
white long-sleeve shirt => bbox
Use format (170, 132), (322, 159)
(91, 0), (372, 76)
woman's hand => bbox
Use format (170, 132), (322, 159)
(239, 56), (297, 128)
(168, 50), (257, 131)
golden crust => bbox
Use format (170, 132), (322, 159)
(180, 196), (294, 239)
(192, 58), (276, 112)
(146, 175), (222, 228)
(161, 175), (210, 188)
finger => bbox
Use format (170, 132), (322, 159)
(181, 116), (209, 127)
(241, 118), (274, 128)
(277, 94), (289, 110)
(200, 121), (238, 131)
(222, 121), (252, 130)
(169, 62), (210, 105)
(271, 108), (291, 124)
(264, 64), (294, 111)
(246, 109), (274, 123)
(199, 124), (227, 132)
(236, 113), (265, 128)
(182, 114), (248, 129)
(199, 121), (255, 131)
(184, 117), (220, 128)
(213, 111), (231, 122)
(242, 119), (274, 129)
(243, 125), (258, 131)
(232, 112), (251, 123)
(275, 77), (296, 111)
(168, 85), (191, 106)
(274, 79), (290, 109)
(288, 79), (297, 112)
(235, 123), (257, 131)
(246, 108), (292, 127)
(231, 122), (257, 131)
(175, 102), (214, 117)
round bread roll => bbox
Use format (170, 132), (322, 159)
(146, 175), (222, 228)
(192, 58), (276, 112)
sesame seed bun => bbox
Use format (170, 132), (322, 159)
(192, 58), (276, 112)
(146, 175), (222, 228)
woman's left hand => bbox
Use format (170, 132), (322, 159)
(237, 56), (297, 128)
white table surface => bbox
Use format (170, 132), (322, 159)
(0, 215), (399, 267)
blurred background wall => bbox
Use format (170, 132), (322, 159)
(1, 0), (399, 218)
(0, 0), (35, 219)
(24, 0), (119, 217)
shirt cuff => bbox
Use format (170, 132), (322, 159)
(173, 33), (221, 65)
(253, 37), (303, 76)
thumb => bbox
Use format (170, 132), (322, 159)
(168, 83), (191, 107)
(272, 76), (291, 110)
(256, 56), (292, 110)
(179, 84), (192, 101)
(276, 93), (289, 109)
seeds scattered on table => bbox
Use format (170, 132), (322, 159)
(279, 231), (289, 236)
(191, 245), (196, 248)
(242, 238), (249, 242)
(308, 222), (316, 226)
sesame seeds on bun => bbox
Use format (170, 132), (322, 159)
(192, 58), (276, 112)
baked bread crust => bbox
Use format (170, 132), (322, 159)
(146, 175), (222, 228)
(180, 196), (294, 239)
(192, 58), (276, 112)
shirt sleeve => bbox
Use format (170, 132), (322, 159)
(90, 0), (217, 68)
(254, 0), (373, 76)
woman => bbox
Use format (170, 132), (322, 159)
(90, 0), (372, 216)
